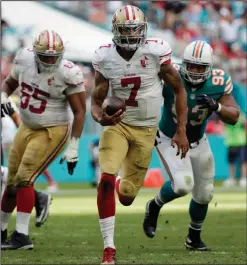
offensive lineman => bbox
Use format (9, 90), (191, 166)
(1, 98), (52, 229)
(0, 29), (86, 250)
(91, 5), (189, 264)
(143, 40), (240, 251)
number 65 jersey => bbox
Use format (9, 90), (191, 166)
(11, 48), (85, 129)
(92, 39), (172, 127)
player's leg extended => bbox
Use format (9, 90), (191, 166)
(143, 132), (194, 238)
(1, 125), (27, 244)
(185, 135), (214, 251)
(98, 124), (129, 264)
(116, 125), (157, 206)
(1, 124), (69, 250)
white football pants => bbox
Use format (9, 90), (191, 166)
(156, 131), (215, 204)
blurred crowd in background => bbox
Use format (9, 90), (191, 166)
(1, 1), (246, 185)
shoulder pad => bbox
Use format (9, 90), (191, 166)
(145, 38), (171, 56)
(145, 38), (172, 64)
(13, 47), (34, 67)
(62, 60), (84, 86)
(211, 68), (233, 95)
(93, 43), (113, 63)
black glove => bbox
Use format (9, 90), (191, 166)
(1, 101), (15, 118)
(154, 130), (161, 146)
(196, 94), (219, 113)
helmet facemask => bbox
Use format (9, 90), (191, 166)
(34, 51), (64, 73)
(181, 60), (212, 85)
(113, 22), (147, 51)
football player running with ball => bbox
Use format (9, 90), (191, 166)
(143, 40), (240, 251)
(0, 30), (86, 250)
(91, 5), (189, 264)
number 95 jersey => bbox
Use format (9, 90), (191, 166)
(159, 63), (233, 142)
(11, 48), (85, 129)
(92, 39), (172, 127)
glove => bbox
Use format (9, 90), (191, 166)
(154, 130), (161, 146)
(196, 94), (220, 113)
(60, 137), (79, 175)
(1, 92), (10, 117)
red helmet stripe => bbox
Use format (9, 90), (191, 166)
(52, 30), (56, 50)
(125, 6), (130, 20)
(131, 6), (136, 20)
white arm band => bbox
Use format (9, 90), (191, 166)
(216, 103), (222, 113)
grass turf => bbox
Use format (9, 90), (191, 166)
(1, 188), (246, 264)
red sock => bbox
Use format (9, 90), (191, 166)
(115, 178), (134, 206)
(43, 170), (55, 185)
(16, 186), (35, 213)
(97, 173), (115, 219)
(1, 188), (16, 213)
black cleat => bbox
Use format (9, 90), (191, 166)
(1, 229), (7, 244)
(185, 236), (212, 251)
(143, 199), (161, 238)
(35, 191), (52, 227)
(1, 230), (33, 250)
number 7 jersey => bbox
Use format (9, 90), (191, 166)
(159, 63), (233, 142)
(10, 48), (85, 129)
(92, 39), (172, 127)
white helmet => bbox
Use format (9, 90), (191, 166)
(181, 40), (213, 85)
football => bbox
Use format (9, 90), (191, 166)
(103, 96), (126, 116)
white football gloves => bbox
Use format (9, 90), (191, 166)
(60, 137), (80, 175)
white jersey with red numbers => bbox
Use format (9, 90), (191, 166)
(92, 38), (172, 127)
(11, 48), (85, 129)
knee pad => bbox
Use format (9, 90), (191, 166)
(193, 183), (214, 204)
(118, 179), (139, 206)
(16, 181), (33, 187)
(173, 172), (194, 196)
(6, 185), (17, 198)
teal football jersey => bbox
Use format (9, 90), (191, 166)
(159, 63), (233, 142)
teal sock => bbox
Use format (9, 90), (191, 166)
(189, 199), (208, 231)
(154, 180), (180, 206)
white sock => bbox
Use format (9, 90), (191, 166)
(16, 212), (31, 235)
(99, 216), (115, 249)
(1, 211), (12, 231)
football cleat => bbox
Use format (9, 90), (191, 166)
(35, 191), (52, 227)
(143, 199), (161, 238)
(101, 247), (116, 264)
(1, 229), (7, 244)
(185, 236), (212, 251)
(1, 230), (33, 250)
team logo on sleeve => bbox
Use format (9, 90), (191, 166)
(140, 56), (149, 67)
(48, 77), (55, 86)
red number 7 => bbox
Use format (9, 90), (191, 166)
(121, 77), (141, 107)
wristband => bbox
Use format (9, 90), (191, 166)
(216, 103), (222, 113)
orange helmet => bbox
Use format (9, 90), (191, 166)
(112, 5), (147, 51)
(33, 29), (64, 72)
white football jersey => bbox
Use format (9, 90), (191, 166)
(92, 38), (172, 127)
(11, 48), (85, 129)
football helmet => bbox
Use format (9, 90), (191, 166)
(33, 30), (64, 73)
(112, 5), (147, 51)
(181, 40), (213, 85)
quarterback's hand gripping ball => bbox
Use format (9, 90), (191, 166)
(100, 96), (126, 126)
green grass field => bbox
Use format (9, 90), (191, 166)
(1, 186), (246, 264)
